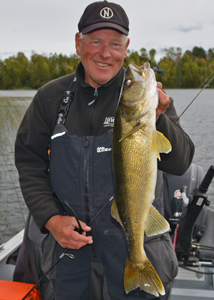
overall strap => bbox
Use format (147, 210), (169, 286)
(56, 76), (78, 125)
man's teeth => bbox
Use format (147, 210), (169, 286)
(96, 62), (109, 67)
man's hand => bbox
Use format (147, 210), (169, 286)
(45, 215), (93, 249)
(156, 82), (170, 121)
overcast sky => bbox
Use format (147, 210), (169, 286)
(1, 0), (213, 62)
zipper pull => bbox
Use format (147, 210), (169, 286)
(84, 137), (90, 148)
(88, 89), (98, 106)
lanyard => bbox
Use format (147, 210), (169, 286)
(56, 76), (78, 125)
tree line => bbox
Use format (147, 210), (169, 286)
(0, 46), (214, 89)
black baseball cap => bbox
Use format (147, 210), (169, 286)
(78, 1), (129, 36)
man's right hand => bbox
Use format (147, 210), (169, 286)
(45, 215), (93, 249)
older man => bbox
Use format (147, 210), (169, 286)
(15, 1), (194, 299)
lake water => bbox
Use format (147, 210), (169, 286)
(0, 90), (37, 97)
(0, 89), (213, 243)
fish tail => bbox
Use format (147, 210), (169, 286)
(124, 257), (165, 297)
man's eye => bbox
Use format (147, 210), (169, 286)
(113, 43), (122, 48)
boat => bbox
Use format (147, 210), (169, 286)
(0, 230), (24, 281)
(1, 163), (214, 300)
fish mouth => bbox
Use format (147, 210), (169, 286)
(126, 61), (152, 80)
(126, 62), (146, 83)
(95, 61), (110, 67)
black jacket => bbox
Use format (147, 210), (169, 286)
(15, 62), (195, 233)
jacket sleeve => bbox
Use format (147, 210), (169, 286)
(15, 88), (61, 234)
(156, 97), (195, 176)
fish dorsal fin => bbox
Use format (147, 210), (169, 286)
(145, 205), (170, 237)
(119, 122), (145, 142)
(152, 130), (172, 154)
(111, 199), (123, 228)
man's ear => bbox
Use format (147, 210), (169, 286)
(75, 33), (82, 56)
(124, 38), (130, 58)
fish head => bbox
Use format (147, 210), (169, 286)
(121, 62), (158, 121)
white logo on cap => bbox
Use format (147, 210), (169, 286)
(100, 7), (114, 19)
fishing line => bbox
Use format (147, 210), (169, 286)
(175, 71), (214, 124)
(21, 248), (70, 300)
(179, 265), (214, 275)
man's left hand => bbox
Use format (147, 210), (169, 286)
(156, 82), (170, 121)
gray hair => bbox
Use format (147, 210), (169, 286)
(79, 31), (129, 42)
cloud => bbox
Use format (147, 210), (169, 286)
(175, 21), (203, 32)
(0, 52), (15, 59)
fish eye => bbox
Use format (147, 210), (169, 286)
(124, 78), (132, 86)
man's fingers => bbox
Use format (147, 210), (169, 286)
(158, 88), (170, 108)
(156, 86), (170, 120)
(157, 82), (163, 89)
(61, 230), (93, 249)
(79, 220), (92, 232)
(45, 215), (93, 249)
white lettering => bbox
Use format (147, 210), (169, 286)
(103, 116), (115, 127)
(100, 7), (114, 19)
(97, 147), (112, 153)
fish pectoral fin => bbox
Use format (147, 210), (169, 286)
(111, 199), (123, 227)
(124, 257), (165, 296)
(145, 205), (170, 237)
(119, 122), (145, 142)
(152, 130), (172, 155)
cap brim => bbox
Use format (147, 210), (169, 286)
(82, 22), (128, 35)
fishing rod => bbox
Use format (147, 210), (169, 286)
(21, 195), (114, 300)
(175, 70), (214, 124)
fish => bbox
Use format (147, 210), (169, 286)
(111, 61), (172, 297)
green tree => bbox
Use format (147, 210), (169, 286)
(158, 58), (177, 88)
(2, 74), (13, 89)
(0, 52), (30, 89)
(207, 48), (214, 59)
(30, 54), (51, 89)
(192, 46), (207, 59)
(149, 49), (156, 66)
(124, 50), (142, 67)
(2, 56), (19, 88)
(140, 48), (149, 63)
(16, 52), (31, 87)
(163, 47), (182, 62)
(0, 60), (5, 88)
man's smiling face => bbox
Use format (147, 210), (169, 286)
(76, 29), (130, 89)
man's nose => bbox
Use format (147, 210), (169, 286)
(100, 45), (111, 58)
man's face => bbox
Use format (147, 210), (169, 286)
(76, 29), (130, 89)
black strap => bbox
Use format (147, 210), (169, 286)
(56, 76), (78, 125)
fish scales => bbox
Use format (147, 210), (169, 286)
(111, 62), (172, 297)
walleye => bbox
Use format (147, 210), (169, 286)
(111, 62), (171, 297)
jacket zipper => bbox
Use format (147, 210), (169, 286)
(84, 136), (97, 257)
(89, 89), (98, 135)
(83, 89), (98, 257)
(85, 89), (98, 219)
(84, 137), (90, 223)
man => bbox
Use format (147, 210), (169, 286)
(15, 1), (195, 299)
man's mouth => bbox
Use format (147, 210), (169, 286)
(95, 62), (110, 67)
